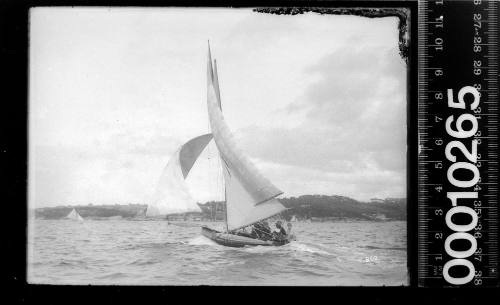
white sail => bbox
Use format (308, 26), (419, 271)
(146, 133), (213, 217)
(66, 208), (84, 221)
(207, 45), (286, 231)
(213, 59), (222, 109)
(221, 160), (286, 230)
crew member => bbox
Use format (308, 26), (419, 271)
(252, 220), (272, 240)
(272, 220), (287, 241)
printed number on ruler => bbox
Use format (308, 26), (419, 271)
(418, 0), (498, 287)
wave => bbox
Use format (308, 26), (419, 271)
(239, 245), (282, 254)
(184, 239), (335, 256)
(363, 245), (406, 251)
(295, 269), (330, 277)
(121, 241), (182, 250)
(96, 272), (128, 279)
(287, 242), (332, 256)
(56, 258), (88, 267)
(127, 258), (159, 266)
(168, 221), (202, 228)
(187, 236), (218, 246)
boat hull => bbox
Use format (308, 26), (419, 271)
(201, 226), (289, 247)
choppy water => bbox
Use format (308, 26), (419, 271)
(28, 219), (407, 286)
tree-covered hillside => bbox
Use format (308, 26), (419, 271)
(34, 195), (406, 221)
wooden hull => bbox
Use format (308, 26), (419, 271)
(201, 226), (289, 247)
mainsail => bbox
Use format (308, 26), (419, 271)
(66, 208), (84, 221)
(207, 45), (286, 231)
(146, 133), (213, 217)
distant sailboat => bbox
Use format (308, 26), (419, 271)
(200, 44), (292, 247)
(65, 208), (84, 221)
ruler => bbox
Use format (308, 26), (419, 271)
(417, 0), (499, 287)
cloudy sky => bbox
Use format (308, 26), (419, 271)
(29, 7), (407, 208)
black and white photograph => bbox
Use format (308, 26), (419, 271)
(28, 7), (409, 286)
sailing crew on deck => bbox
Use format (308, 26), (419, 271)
(285, 222), (296, 241)
(251, 220), (272, 240)
(234, 227), (253, 238)
(272, 221), (288, 241)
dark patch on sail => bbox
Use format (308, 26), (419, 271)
(220, 155), (232, 178)
(253, 7), (410, 62)
(179, 134), (213, 178)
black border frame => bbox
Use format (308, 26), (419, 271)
(2, 0), (415, 300)
(5, 0), (494, 303)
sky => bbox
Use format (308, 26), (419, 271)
(29, 7), (407, 208)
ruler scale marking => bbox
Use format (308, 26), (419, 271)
(417, 0), (499, 287)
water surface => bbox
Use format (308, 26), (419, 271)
(28, 219), (407, 285)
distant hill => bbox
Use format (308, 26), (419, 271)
(34, 204), (147, 220)
(34, 195), (406, 221)
(279, 195), (406, 221)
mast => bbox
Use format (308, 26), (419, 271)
(210, 45), (228, 232)
(207, 44), (286, 232)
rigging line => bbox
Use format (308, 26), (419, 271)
(206, 108), (216, 222)
(251, 226), (274, 238)
(224, 187), (228, 232)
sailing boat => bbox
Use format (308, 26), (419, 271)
(147, 44), (292, 246)
(200, 44), (292, 247)
(65, 208), (84, 221)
